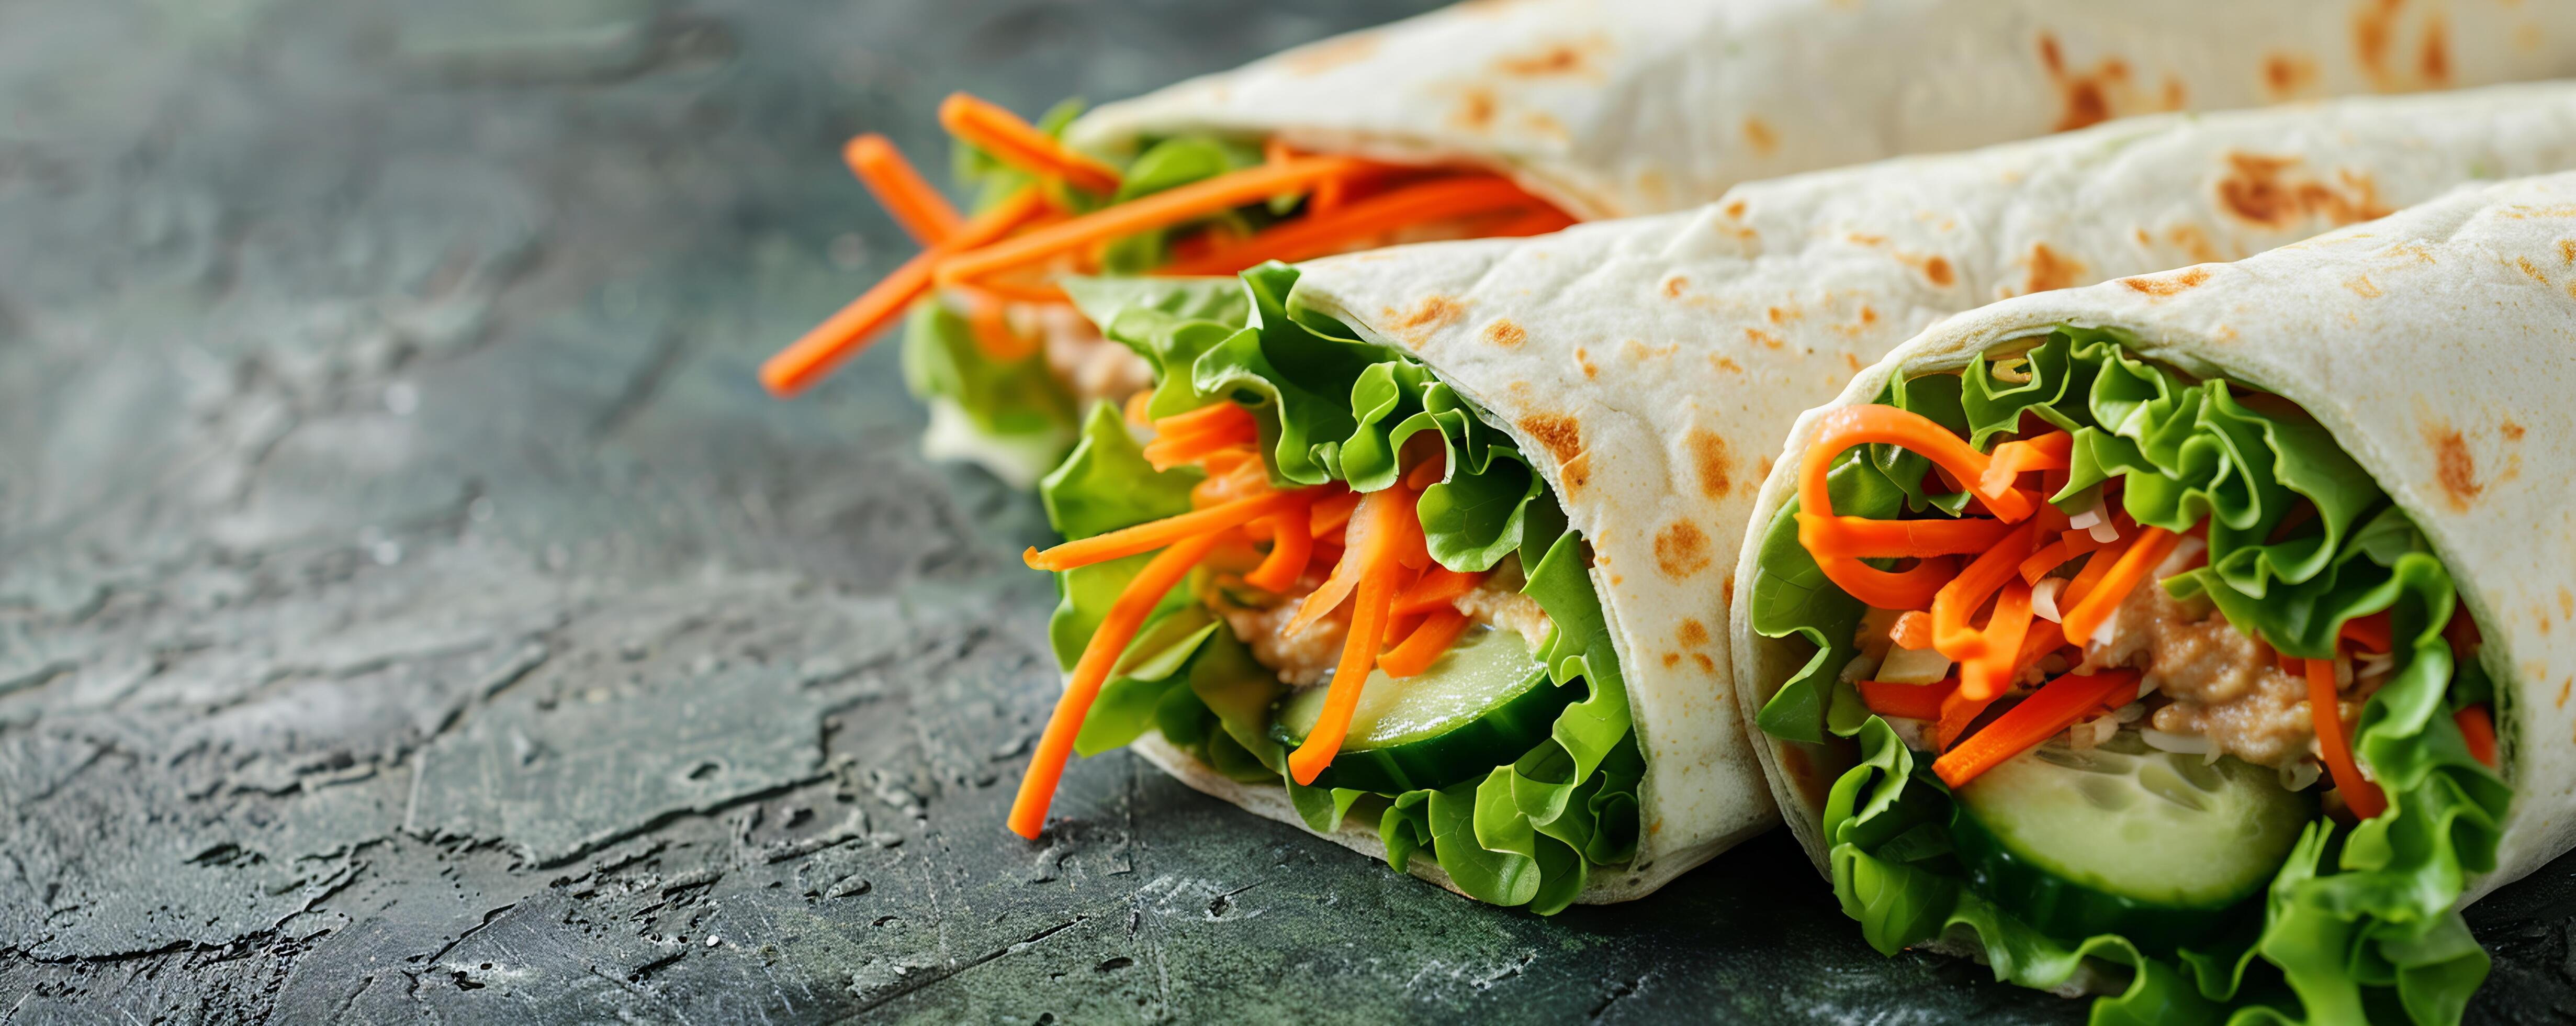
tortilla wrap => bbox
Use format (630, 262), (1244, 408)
(1069, 0), (2576, 221)
(1731, 173), (2576, 904)
(1121, 83), (2576, 904)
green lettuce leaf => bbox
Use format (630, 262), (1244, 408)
(1747, 325), (2511, 1022)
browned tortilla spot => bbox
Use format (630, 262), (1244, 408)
(1453, 87), (1497, 131)
(2022, 242), (2086, 294)
(1516, 411), (1583, 463)
(2355, 0), (2402, 86)
(1663, 276), (1689, 298)
(1482, 318), (1527, 348)
(1281, 32), (1380, 75)
(2427, 420), (2482, 510)
(1573, 347), (1599, 380)
(2559, 240), (2576, 265)
(1559, 452), (1592, 496)
(1692, 653), (1715, 673)
(1744, 327), (1785, 349)
(2345, 275), (2382, 298)
(1389, 295), (1467, 341)
(1494, 37), (1600, 77)
(2516, 256), (2551, 285)
(1654, 520), (1713, 578)
(2121, 267), (2211, 296)
(2218, 153), (2393, 230)
(1723, 199), (1748, 220)
(2036, 31), (2129, 132)
(2167, 225), (2223, 265)
(1775, 744), (1831, 816)
(1919, 255), (1956, 288)
(2420, 14), (2449, 84)
(1678, 618), (1712, 649)
(1686, 428), (1733, 498)
(1662, 652), (1682, 668)
(2160, 76), (2187, 111)
(2503, 419), (2527, 441)
(1708, 354), (1744, 374)
(2263, 52), (2318, 99)
(1743, 117), (1779, 156)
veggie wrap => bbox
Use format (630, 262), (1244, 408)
(765, 0), (2576, 487)
(1012, 84), (2576, 908)
(1729, 173), (2576, 1020)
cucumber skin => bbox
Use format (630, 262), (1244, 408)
(1949, 800), (2260, 953)
(1272, 670), (1575, 794)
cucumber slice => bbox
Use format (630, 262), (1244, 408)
(1272, 626), (1568, 793)
(1951, 732), (2314, 949)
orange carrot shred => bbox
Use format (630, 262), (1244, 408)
(1958, 579), (2037, 702)
(1152, 401), (1255, 439)
(2456, 704), (2498, 769)
(1403, 450), (1448, 491)
(2305, 657), (2387, 820)
(1483, 206), (1578, 238)
(1122, 390), (1155, 427)
(1025, 487), (1328, 572)
(1934, 686), (1996, 752)
(1395, 564), (1488, 617)
(1380, 608), (1472, 678)
(1142, 430), (1256, 472)
(2018, 540), (2074, 584)
(963, 291), (1042, 362)
(1160, 176), (1553, 276)
(1309, 490), (1360, 538)
(938, 93), (1122, 196)
(762, 186), (1052, 396)
(1802, 515), (2019, 560)
(1889, 611), (1936, 650)
(1007, 531), (1221, 839)
(1859, 676), (1959, 721)
(843, 133), (963, 247)
(937, 156), (1365, 287)
(1796, 405), (2037, 610)
(1977, 430), (2073, 495)
(1929, 520), (2042, 665)
(1288, 490), (1420, 784)
(2056, 526), (2180, 649)
(1242, 503), (1315, 593)
(2338, 611), (2394, 656)
(1933, 668), (2141, 787)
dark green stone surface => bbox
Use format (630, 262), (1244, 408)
(2, 1), (2571, 1022)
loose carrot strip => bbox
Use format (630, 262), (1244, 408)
(1152, 401), (1256, 440)
(1309, 490), (1360, 538)
(2305, 657), (2388, 820)
(1403, 451), (1448, 491)
(2018, 540), (2073, 584)
(1978, 431), (2073, 495)
(1288, 490), (1421, 784)
(843, 133), (963, 246)
(1289, 488), (1420, 634)
(1796, 405), (2037, 610)
(1483, 207), (1579, 238)
(1935, 686), (1995, 752)
(1160, 176), (1553, 275)
(966, 273), (1072, 304)
(938, 93), (1122, 195)
(1859, 676), (1959, 721)
(2056, 526), (2181, 648)
(1933, 668), (2142, 788)
(1242, 502), (1316, 593)
(1959, 579), (2037, 702)
(1889, 611), (1936, 650)
(2456, 705), (2499, 769)
(2339, 611), (2394, 656)
(1007, 531), (1222, 838)
(1930, 520), (2044, 665)
(963, 291), (1042, 361)
(2057, 533), (2131, 613)
(1024, 487), (1328, 571)
(1380, 608), (1472, 678)
(1191, 453), (1270, 505)
(937, 156), (1365, 286)
(762, 186), (1053, 396)
(1394, 564), (1488, 616)
(1143, 427), (1258, 471)
(1801, 515), (2018, 560)
(1263, 138), (1295, 165)
(1122, 390), (1155, 427)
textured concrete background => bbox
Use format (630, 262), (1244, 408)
(3, 1), (2572, 1022)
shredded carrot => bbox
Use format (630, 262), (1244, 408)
(1859, 676), (1959, 721)
(1309, 490), (1360, 538)
(2444, 599), (2483, 666)
(1122, 391), (1155, 427)
(1889, 610), (1936, 650)
(1007, 531), (1221, 838)
(1483, 207), (1579, 238)
(2276, 649), (2304, 677)
(1242, 502), (1316, 593)
(1958, 579), (2037, 702)
(938, 93), (1122, 195)
(1403, 450), (1448, 491)
(1263, 138), (1295, 166)
(2305, 657), (2387, 820)
(1977, 431), (2073, 495)
(1289, 488), (1420, 634)
(1801, 515), (2018, 560)
(964, 273), (1071, 304)
(1287, 489), (1422, 784)
(2456, 704), (2499, 769)
(1152, 401), (1254, 439)
(762, 186), (1053, 396)
(1142, 427), (1257, 471)
(2338, 611), (2394, 656)
(1929, 520), (2043, 665)
(1796, 405), (2038, 610)
(1935, 686), (1995, 752)
(2018, 540), (2074, 584)
(962, 291), (1042, 362)
(1024, 487), (1328, 571)
(1380, 608), (1473, 678)
(936, 156), (1365, 287)
(843, 133), (963, 246)
(1933, 668), (2141, 788)
(1394, 564), (1487, 616)
(2056, 526), (2181, 648)
(1160, 176), (1553, 275)
(1191, 453), (1271, 506)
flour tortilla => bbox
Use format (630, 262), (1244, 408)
(1730, 173), (2576, 899)
(1069, 0), (2576, 220)
(1120, 84), (2576, 904)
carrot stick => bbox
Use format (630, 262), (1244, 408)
(2018, 540), (2074, 584)
(936, 156), (1365, 286)
(1122, 390), (1155, 427)
(1394, 564), (1487, 616)
(938, 93), (1122, 196)
(1242, 502), (1315, 593)
(1309, 490), (1360, 538)
(2338, 611), (2394, 656)
(1859, 676), (1959, 721)
(1889, 610), (1936, 650)
(1935, 686), (1995, 751)
(1142, 431), (1255, 472)
(2056, 526), (2180, 648)
(1483, 207), (1578, 238)
(1007, 531), (1221, 838)
(1152, 402), (1256, 440)
(1977, 430), (2073, 495)
(2305, 657), (2387, 820)
(1802, 515), (2019, 560)
(1933, 668), (2141, 788)
(1796, 405), (2038, 610)
(2456, 704), (2498, 769)
(964, 273), (1070, 304)
(963, 291), (1041, 361)
(1288, 487), (1419, 633)
(1160, 176), (1551, 275)
(1403, 450), (1448, 491)
(1380, 608), (1472, 678)
(762, 186), (1052, 396)
(1958, 579), (2036, 702)
(1287, 490), (1420, 784)
(844, 133), (963, 246)
(1024, 487), (1327, 571)
(1930, 520), (2044, 664)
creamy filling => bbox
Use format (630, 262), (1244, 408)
(1214, 554), (1553, 688)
